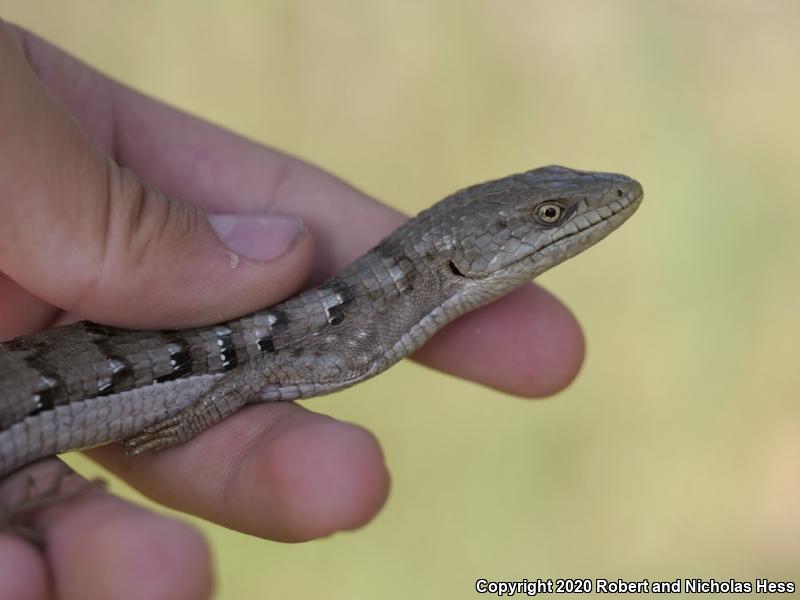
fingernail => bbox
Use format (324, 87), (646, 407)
(207, 213), (304, 262)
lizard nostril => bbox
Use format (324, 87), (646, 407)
(616, 188), (625, 197)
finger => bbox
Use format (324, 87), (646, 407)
(11, 25), (584, 397)
(0, 534), (48, 600)
(0, 276), (55, 341)
(1, 460), (212, 600)
(9, 24), (381, 282)
(88, 403), (390, 542)
(415, 284), (586, 397)
(0, 24), (314, 330)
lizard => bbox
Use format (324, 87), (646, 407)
(0, 165), (643, 479)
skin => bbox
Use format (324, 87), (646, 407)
(0, 21), (584, 600)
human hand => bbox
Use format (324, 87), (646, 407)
(0, 22), (584, 599)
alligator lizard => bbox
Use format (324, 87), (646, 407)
(0, 165), (643, 478)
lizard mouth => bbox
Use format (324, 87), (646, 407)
(491, 187), (644, 276)
(546, 189), (642, 247)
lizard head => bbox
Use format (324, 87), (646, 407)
(440, 165), (643, 286)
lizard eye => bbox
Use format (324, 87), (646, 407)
(536, 202), (563, 224)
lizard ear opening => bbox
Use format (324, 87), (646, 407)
(448, 260), (466, 277)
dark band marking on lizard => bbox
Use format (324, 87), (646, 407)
(154, 331), (193, 384)
(213, 326), (239, 371)
(3, 338), (60, 418)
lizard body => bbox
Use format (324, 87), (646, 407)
(0, 165), (643, 476)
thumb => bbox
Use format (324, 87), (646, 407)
(0, 27), (313, 330)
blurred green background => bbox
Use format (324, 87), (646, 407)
(6, 1), (799, 597)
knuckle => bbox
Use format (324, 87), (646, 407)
(70, 158), (204, 311)
(105, 162), (204, 268)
